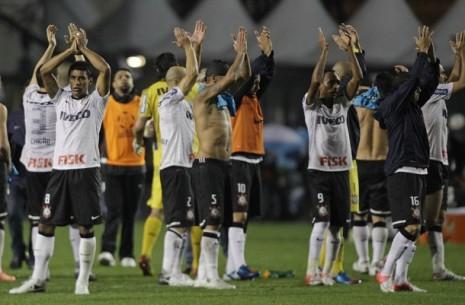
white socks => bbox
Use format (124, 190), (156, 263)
(201, 230), (220, 281)
(381, 231), (411, 277)
(77, 236), (96, 286)
(161, 229), (183, 277)
(353, 222), (369, 264)
(31, 225), (39, 254)
(394, 242), (416, 284)
(227, 226), (246, 274)
(322, 226), (341, 275)
(196, 250), (206, 281)
(428, 230), (445, 273)
(371, 224), (388, 265)
(69, 226), (81, 266)
(32, 234), (55, 282)
(306, 221), (329, 275)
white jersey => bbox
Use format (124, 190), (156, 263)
(158, 87), (195, 170)
(20, 84), (56, 172)
(303, 93), (352, 171)
(422, 82), (453, 165)
(53, 89), (107, 170)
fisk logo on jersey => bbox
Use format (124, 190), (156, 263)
(319, 156), (348, 167)
(59, 110), (91, 121)
(316, 115), (345, 125)
(57, 154), (85, 165)
(27, 157), (53, 169)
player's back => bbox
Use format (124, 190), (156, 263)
(140, 81), (169, 146)
(356, 107), (388, 161)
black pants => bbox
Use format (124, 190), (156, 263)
(6, 177), (30, 259)
(101, 173), (144, 258)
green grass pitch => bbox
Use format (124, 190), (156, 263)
(1, 222), (465, 305)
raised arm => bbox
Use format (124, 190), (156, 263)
(199, 27), (248, 101)
(30, 25), (57, 86)
(175, 28), (199, 95)
(234, 28), (252, 84)
(0, 104), (11, 169)
(234, 26), (275, 102)
(75, 28), (111, 97)
(448, 32), (463, 82)
(450, 32), (465, 93)
(190, 20), (206, 68)
(40, 43), (76, 98)
(306, 28), (328, 104)
(341, 26), (363, 99)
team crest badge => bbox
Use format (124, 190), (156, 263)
(186, 209), (194, 221)
(318, 205), (328, 217)
(42, 206), (51, 219)
(237, 193), (248, 206)
(210, 207), (220, 219)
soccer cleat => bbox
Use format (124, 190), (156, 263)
(75, 282), (89, 295)
(369, 261), (384, 277)
(120, 257), (137, 268)
(193, 278), (209, 288)
(158, 272), (170, 285)
(321, 273), (335, 286)
(432, 268), (465, 281)
(98, 252), (116, 267)
(393, 281), (427, 293)
(0, 271), (16, 282)
(169, 273), (194, 287)
(304, 273), (322, 286)
(334, 272), (362, 285)
(205, 278), (236, 290)
(138, 255), (153, 276)
(376, 272), (393, 293)
(223, 271), (240, 281)
(236, 265), (260, 280)
(352, 261), (369, 274)
(9, 278), (46, 294)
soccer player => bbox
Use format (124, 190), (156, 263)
(10, 25), (110, 295)
(422, 30), (465, 281)
(133, 52), (177, 276)
(191, 26), (250, 290)
(0, 86), (15, 282)
(157, 25), (201, 286)
(303, 28), (362, 286)
(374, 25), (439, 293)
(224, 26), (274, 281)
(321, 24), (366, 285)
(351, 72), (391, 276)
(98, 68), (145, 268)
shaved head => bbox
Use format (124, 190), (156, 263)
(332, 61), (351, 79)
(166, 66), (186, 82)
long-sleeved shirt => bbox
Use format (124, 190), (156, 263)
(374, 52), (439, 175)
(233, 51), (275, 106)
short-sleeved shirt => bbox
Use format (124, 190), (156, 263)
(158, 87), (195, 170)
(20, 84), (56, 172)
(53, 89), (107, 170)
(303, 93), (352, 172)
(422, 82), (453, 165)
(139, 81), (169, 147)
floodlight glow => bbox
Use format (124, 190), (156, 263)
(126, 55), (146, 68)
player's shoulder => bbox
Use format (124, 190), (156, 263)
(144, 81), (169, 97)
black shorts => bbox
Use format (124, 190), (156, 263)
(0, 161), (7, 221)
(387, 172), (426, 228)
(357, 160), (390, 216)
(307, 170), (350, 227)
(26, 171), (51, 222)
(160, 166), (194, 228)
(40, 168), (102, 226)
(230, 159), (262, 215)
(192, 158), (232, 229)
(426, 160), (447, 194)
